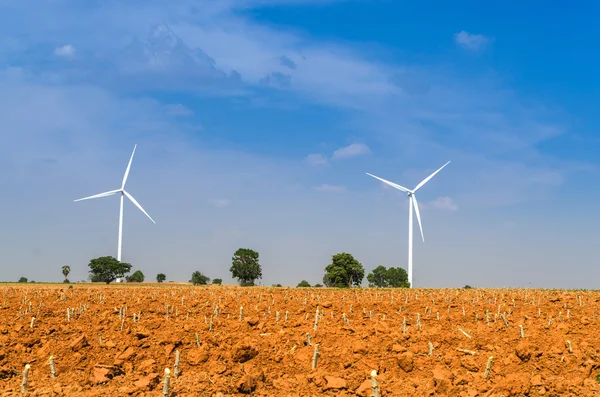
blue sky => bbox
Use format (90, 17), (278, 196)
(1, 0), (599, 288)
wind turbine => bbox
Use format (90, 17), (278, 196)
(366, 161), (450, 288)
(74, 144), (155, 273)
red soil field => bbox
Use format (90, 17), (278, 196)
(1, 285), (600, 396)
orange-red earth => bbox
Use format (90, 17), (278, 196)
(1, 285), (599, 396)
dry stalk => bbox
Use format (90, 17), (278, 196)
(21, 364), (30, 393)
(370, 370), (380, 397)
(457, 327), (472, 339)
(500, 313), (509, 328)
(311, 344), (320, 369)
(456, 348), (476, 355)
(519, 324), (525, 338)
(173, 350), (181, 377)
(484, 356), (494, 379)
(162, 368), (171, 397)
(49, 355), (57, 378)
(428, 341), (434, 356)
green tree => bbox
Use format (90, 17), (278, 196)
(190, 271), (210, 285)
(88, 256), (132, 284)
(62, 265), (71, 282)
(367, 265), (388, 288)
(323, 253), (365, 288)
(230, 248), (262, 286)
(212, 278), (222, 285)
(126, 270), (145, 282)
(156, 273), (166, 283)
(18, 277), (28, 283)
(314, 284), (323, 288)
(297, 280), (311, 287)
(464, 285), (472, 289)
(385, 267), (410, 288)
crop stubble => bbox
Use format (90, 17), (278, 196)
(0, 285), (599, 396)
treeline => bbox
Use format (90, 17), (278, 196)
(52, 249), (411, 288)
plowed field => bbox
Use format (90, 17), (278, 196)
(1, 285), (599, 396)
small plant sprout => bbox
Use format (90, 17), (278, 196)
(276, 311), (280, 323)
(21, 364), (30, 393)
(195, 333), (201, 347)
(519, 324), (525, 338)
(30, 317), (35, 329)
(174, 350), (181, 377)
(66, 308), (70, 322)
(566, 340), (573, 354)
(484, 356), (494, 379)
(306, 332), (312, 346)
(285, 311), (289, 321)
(402, 316), (407, 334)
(162, 368), (171, 397)
(428, 341), (434, 356)
(311, 343), (320, 369)
(370, 370), (380, 397)
(49, 355), (57, 378)
(239, 306), (243, 321)
(314, 307), (319, 331)
(209, 315), (214, 332)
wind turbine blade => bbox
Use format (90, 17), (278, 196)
(413, 161), (450, 192)
(74, 189), (120, 202)
(366, 173), (412, 193)
(121, 144), (137, 190)
(123, 190), (155, 224)
(412, 195), (425, 242)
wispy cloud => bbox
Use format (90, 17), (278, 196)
(54, 44), (75, 58)
(454, 31), (491, 51)
(313, 184), (346, 192)
(331, 143), (371, 160)
(166, 103), (193, 116)
(424, 196), (458, 211)
(304, 153), (328, 166)
(209, 198), (232, 208)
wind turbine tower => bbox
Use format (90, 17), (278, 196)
(366, 161), (450, 288)
(74, 145), (155, 273)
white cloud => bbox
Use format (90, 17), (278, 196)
(313, 184), (346, 192)
(54, 44), (75, 58)
(304, 153), (328, 166)
(425, 196), (458, 211)
(209, 198), (232, 208)
(331, 143), (371, 160)
(454, 31), (491, 50)
(166, 103), (193, 116)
